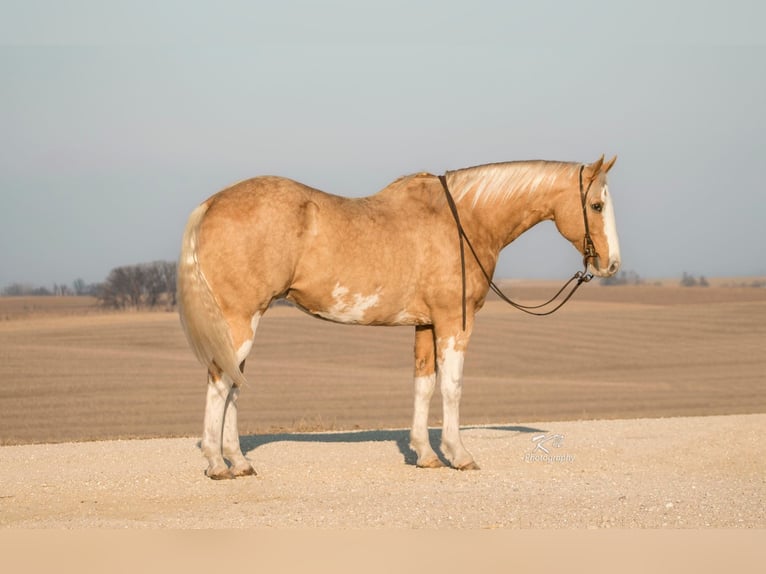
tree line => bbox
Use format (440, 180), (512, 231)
(1, 279), (99, 297)
(97, 261), (177, 309)
(1, 260), (178, 310)
(601, 270), (716, 287)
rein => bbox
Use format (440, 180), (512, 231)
(438, 165), (596, 330)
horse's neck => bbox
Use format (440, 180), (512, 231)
(447, 162), (576, 250)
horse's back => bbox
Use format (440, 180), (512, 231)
(206, 170), (440, 211)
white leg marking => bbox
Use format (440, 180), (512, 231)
(223, 313), (259, 477)
(222, 386), (255, 476)
(437, 337), (476, 469)
(201, 375), (231, 478)
(410, 374), (441, 466)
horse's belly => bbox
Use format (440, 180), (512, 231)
(286, 282), (430, 326)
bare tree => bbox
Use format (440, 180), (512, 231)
(97, 261), (177, 309)
(2, 283), (31, 296)
(159, 260), (177, 307)
(1, 283), (52, 296)
(600, 270), (643, 286)
(72, 278), (87, 295)
(144, 264), (164, 308)
(52, 283), (72, 296)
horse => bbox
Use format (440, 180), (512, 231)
(177, 155), (620, 479)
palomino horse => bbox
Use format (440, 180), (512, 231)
(178, 156), (620, 479)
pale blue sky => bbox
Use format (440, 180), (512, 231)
(1, 1), (764, 286)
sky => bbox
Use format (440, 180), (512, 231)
(1, 1), (765, 287)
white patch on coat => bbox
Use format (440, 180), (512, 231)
(393, 309), (430, 325)
(235, 312), (261, 364)
(318, 283), (381, 323)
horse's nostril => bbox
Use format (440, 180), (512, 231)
(608, 261), (620, 274)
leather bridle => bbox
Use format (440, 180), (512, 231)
(578, 164), (599, 270)
(439, 164), (598, 330)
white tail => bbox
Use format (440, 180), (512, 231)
(177, 202), (248, 387)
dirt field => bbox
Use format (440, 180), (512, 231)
(0, 282), (765, 530)
(0, 283), (764, 445)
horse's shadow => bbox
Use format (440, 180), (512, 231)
(238, 425), (546, 467)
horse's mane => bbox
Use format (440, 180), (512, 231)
(446, 160), (580, 208)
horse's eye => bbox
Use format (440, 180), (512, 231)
(591, 202), (604, 213)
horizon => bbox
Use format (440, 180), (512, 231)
(3, 267), (764, 297)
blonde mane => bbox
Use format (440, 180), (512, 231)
(446, 161), (580, 208)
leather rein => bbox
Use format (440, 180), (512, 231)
(438, 165), (597, 330)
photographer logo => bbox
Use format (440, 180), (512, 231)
(524, 433), (575, 463)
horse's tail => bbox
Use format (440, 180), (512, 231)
(177, 201), (248, 387)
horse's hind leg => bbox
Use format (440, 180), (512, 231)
(202, 367), (255, 479)
(201, 369), (235, 479)
(222, 374), (256, 477)
(211, 313), (260, 478)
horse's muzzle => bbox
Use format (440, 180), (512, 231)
(589, 257), (620, 278)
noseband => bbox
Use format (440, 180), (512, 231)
(439, 164), (597, 329)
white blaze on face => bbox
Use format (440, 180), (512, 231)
(319, 283), (381, 323)
(601, 184), (621, 272)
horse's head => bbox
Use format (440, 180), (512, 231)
(554, 155), (621, 278)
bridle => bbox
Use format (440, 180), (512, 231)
(577, 164), (599, 269)
(438, 164), (598, 330)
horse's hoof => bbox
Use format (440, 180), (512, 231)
(416, 457), (445, 469)
(206, 467), (235, 480)
(456, 461), (481, 471)
(231, 464), (257, 477)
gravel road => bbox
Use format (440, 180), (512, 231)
(1, 414), (763, 528)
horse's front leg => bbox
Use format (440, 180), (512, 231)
(410, 325), (444, 468)
(435, 322), (480, 470)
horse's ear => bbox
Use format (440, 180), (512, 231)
(583, 155), (605, 181)
(603, 155), (617, 173)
